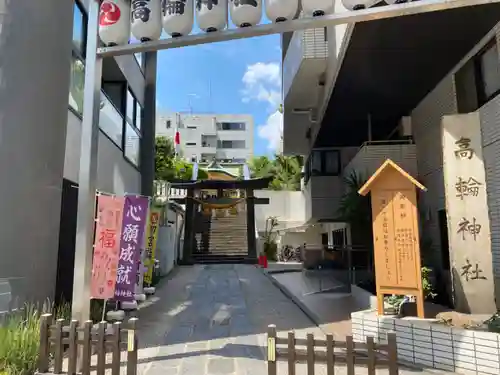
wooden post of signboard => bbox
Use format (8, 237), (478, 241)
(358, 159), (427, 318)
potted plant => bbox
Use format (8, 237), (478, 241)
(262, 216), (279, 264)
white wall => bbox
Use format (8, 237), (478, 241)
(64, 111), (141, 194)
(254, 190), (307, 231)
(156, 207), (181, 276)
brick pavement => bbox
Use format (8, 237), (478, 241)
(135, 265), (446, 375)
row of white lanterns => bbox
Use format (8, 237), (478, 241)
(99, 0), (418, 47)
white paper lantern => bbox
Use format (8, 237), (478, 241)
(196, 0), (228, 32)
(341, 0), (379, 10)
(265, 0), (298, 22)
(230, 0), (262, 28)
(162, 0), (194, 37)
(99, 0), (131, 46)
(131, 0), (162, 42)
(301, 0), (335, 16)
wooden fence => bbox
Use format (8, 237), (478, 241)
(37, 314), (138, 375)
(266, 325), (399, 375)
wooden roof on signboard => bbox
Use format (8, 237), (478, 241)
(358, 159), (427, 196)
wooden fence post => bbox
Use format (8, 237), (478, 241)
(53, 319), (64, 374)
(287, 331), (296, 375)
(97, 321), (107, 375)
(346, 335), (355, 375)
(366, 336), (376, 375)
(127, 318), (139, 375)
(306, 333), (315, 375)
(326, 334), (334, 375)
(387, 332), (399, 375)
(81, 320), (93, 375)
(267, 324), (277, 375)
(67, 320), (79, 375)
(112, 321), (122, 375)
(37, 313), (52, 373)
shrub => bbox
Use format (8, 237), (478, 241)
(0, 304), (41, 375)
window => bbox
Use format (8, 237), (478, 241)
(187, 126), (197, 129)
(304, 149), (341, 183)
(126, 89), (135, 125)
(69, 55), (85, 115)
(217, 122), (246, 131)
(69, 1), (87, 116)
(456, 38), (500, 112)
(217, 140), (246, 149)
(186, 142), (197, 146)
(135, 101), (142, 130)
(166, 120), (171, 129)
(324, 151), (340, 175)
(72, 2), (86, 57)
(124, 123), (140, 166)
(99, 91), (123, 147)
(476, 41), (500, 103)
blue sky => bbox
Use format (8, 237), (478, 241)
(155, 11), (283, 157)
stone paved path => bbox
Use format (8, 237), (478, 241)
(135, 265), (440, 375)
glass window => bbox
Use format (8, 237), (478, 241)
(99, 92), (124, 147)
(479, 42), (500, 100)
(311, 151), (321, 174)
(69, 55), (85, 115)
(324, 151), (340, 175)
(135, 102), (142, 130)
(166, 120), (171, 129)
(126, 89), (135, 125)
(73, 2), (86, 56)
(125, 123), (140, 166)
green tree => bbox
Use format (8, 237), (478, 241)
(174, 161), (208, 180)
(155, 136), (175, 180)
(248, 155), (303, 191)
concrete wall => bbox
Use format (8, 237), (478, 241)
(0, 0), (74, 305)
(480, 93), (500, 291)
(64, 111), (141, 194)
(411, 77), (458, 267)
(156, 207), (182, 276)
(254, 190), (307, 231)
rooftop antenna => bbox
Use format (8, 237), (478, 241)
(187, 93), (198, 114)
(208, 78), (212, 114)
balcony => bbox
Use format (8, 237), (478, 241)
(283, 28), (328, 107)
(343, 140), (417, 181)
(201, 144), (217, 155)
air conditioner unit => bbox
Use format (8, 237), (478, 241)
(399, 116), (412, 137)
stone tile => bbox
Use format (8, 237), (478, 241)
(207, 358), (235, 374)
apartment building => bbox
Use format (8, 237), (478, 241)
(156, 113), (254, 164)
(0, 0), (155, 310)
(281, 2), (500, 309)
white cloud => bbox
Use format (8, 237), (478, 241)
(241, 62), (281, 109)
(257, 110), (283, 151)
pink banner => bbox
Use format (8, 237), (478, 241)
(91, 195), (125, 299)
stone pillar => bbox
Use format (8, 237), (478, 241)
(0, 1), (74, 303)
(246, 188), (257, 261)
(140, 52), (157, 197)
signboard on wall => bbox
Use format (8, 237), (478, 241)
(359, 159), (426, 317)
(442, 113), (496, 314)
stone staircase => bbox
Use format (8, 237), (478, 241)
(193, 206), (251, 264)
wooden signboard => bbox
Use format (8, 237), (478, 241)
(359, 159), (427, 318)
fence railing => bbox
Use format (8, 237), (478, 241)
(266, 324), (398, 375)
(37, 314), (138, 375)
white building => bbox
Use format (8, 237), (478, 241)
(156, 113), (254, 164)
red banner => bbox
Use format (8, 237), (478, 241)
(91, 195), (124, 299)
